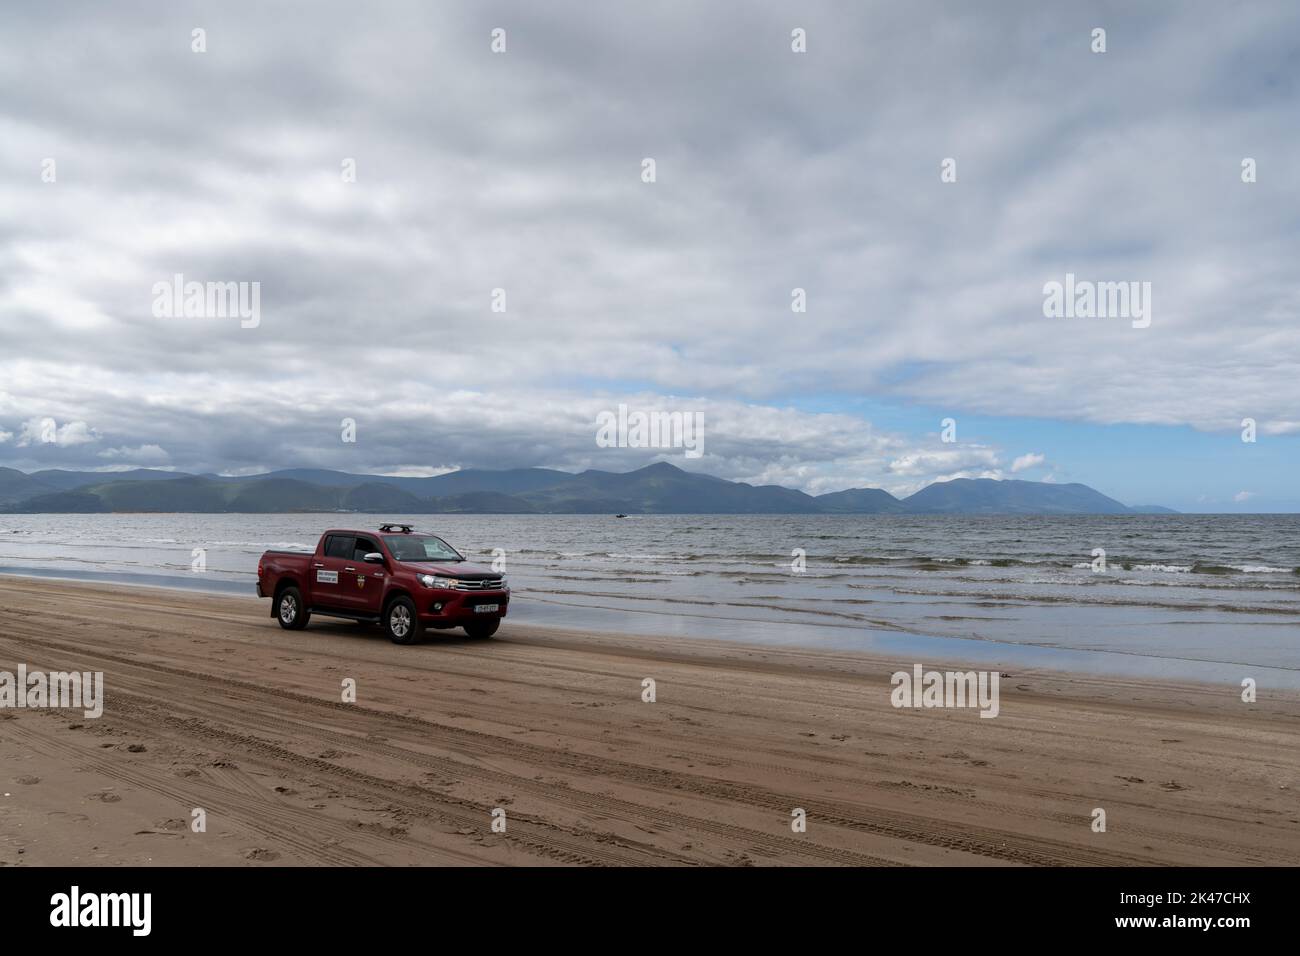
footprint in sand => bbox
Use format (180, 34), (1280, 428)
(352, 821), (408, 838)
(15, 775), (40, 785)
(243, 848), (281, 862)
(134, 819), (186, 836)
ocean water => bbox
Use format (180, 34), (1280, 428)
(1, 513), (1298, 685)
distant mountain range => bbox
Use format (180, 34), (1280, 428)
(0, 463), (1177, 515)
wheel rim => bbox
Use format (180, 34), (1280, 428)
(390, 605), (411, 638)
(280, 594), (297, 623)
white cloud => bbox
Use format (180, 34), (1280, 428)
(1011, 453), (1046, 473)
(15, 417), (97, 447)
(927, 469), (1004, 485)
(886, 448), (1001, 479)
(97, 444), (170, 464)
(376, 466), (460, 479)
(15, 418), (55, 448)
(0, 1), (1295, 497)
(52, 421), (97, 446)
(1233, 491), (1254, 503)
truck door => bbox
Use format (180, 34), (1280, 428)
(339, 534), (387, 614)
(313, 533), (353, 610)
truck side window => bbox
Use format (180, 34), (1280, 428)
(353, 537), (379, 561)
(324, 535), (354, 559)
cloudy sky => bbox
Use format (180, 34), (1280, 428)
(2, 1), (1297, 511)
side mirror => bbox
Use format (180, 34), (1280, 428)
(363, 552), (385, 564)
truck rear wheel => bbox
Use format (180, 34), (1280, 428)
(276, 586), (310, 631)
(385, 596), (422, 645)
(464, 619), (499, 640)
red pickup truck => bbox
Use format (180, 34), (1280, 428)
(256, 524), (508, 644)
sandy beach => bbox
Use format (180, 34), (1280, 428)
(0, 574), (1296, 866)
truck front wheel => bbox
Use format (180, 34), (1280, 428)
(385, 596), (422, 645)
(276, 586), (310, 631)
(464, 619), (499, 639)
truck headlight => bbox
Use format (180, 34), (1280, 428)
(419, 575), (457, 589)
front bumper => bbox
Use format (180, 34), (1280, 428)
(418, 589), (509, 625)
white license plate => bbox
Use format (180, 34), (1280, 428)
(474, 604), (499, 613)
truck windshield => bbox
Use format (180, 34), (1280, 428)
(382, 535), (464, 563)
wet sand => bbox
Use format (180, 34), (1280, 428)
(0, 575), (1297, 866)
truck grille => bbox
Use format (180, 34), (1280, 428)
(453, 578), (505, 591)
